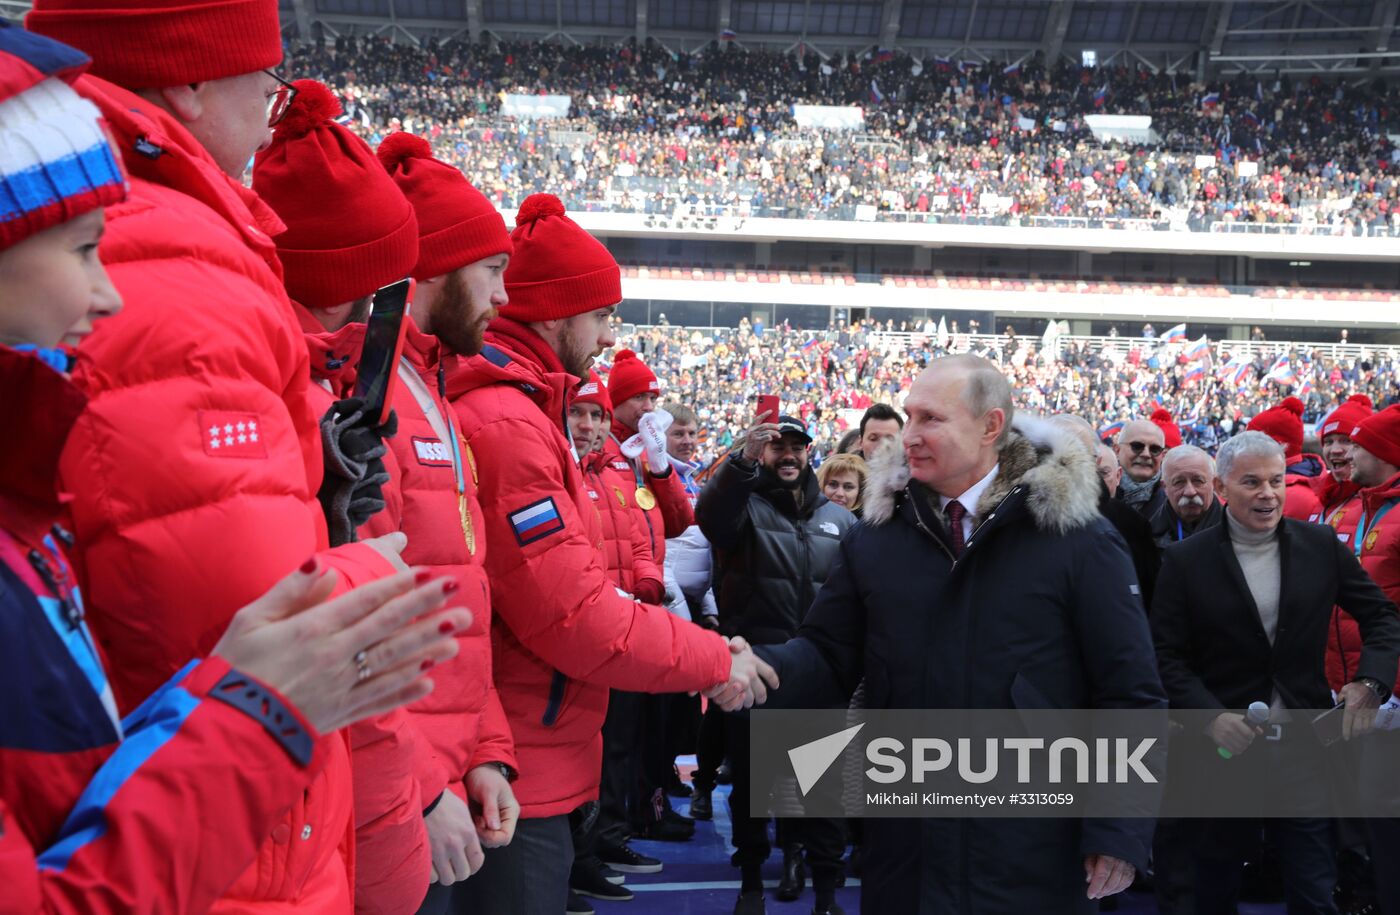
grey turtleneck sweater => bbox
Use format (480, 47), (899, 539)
(1227, 512), (1288, 717)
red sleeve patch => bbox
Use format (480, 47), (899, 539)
(199, 410), (268, 459)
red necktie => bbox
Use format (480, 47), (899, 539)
(945, 499), (967, 558)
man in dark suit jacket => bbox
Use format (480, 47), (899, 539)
(1152, 431), (1400, 915)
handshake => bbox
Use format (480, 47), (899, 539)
(701, 636), (780, 712)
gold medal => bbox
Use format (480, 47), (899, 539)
(635, 487), (657, 511)
(463, 441), (479, 485)
(1365, 529), (1380, 553)
(459, 493), (476, 556)
(1329, 509), (1345, 529)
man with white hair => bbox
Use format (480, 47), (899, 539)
(1151, 445), (1224, 548)
(1152, 431), (1400, 915)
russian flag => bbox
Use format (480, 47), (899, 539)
(1184, 363), (1206, 386)
(1264, 356), (1297, 386)
(1162, 323), (1188, 344)
(1003, 61), (1021, 76)
(1098, 420), (1125, 441)
(1093, 85), (1108, 108)
(870, 79), (885, 104)
(874, 47), (894, 63)
(720, 28), (737, 40)
(1242, 109), (1261, 126)
(1201, 92), (1220, 108)
(802, 338), (819, 352)
(934, 56), (953, 72)
(1183, 335), (1210, 361)
(508, 498), (565, 546)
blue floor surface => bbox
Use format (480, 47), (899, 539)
(605, 763), (1287, 915)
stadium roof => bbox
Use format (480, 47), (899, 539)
(5, 0), (1394, 75)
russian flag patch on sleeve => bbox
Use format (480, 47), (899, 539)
(509, 497), (566, 546)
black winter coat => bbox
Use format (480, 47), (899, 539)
(758, 417), (1168, 915)
(697, 456), (856, 645)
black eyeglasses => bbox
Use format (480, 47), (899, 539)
(264, 70), (298, 127)
(1127, 441), (1166, 457)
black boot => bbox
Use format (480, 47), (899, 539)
(689, 787), (713, 820)
(777, 846), (806, 902)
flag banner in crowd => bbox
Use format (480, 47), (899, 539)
(1002, 61), (1021, 76)
(874, 48), (894, 63)
(1183, 335), (1210, 361)
(1092, 84), (1108, 107)
(791, 104), (865, 130)
(1162, 323), (1188, 344)
(1265, 355), (1298, 386)
(750, 709), (1400, 819)
(1183, 363), (1206, 386)
(869, 79), (885, 104)
(1201, 92), (1221, 107)
(500, 93), (571, 119)
(720, 28), (737, 40)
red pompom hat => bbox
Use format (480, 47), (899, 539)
(605, 349), (660, 406)
(1320, 394), (1374, 439)
(1150, 408), (1183, 450)
(28, 0), (283, 89)
(1351, 404), (1400, 470)
(252, 81), (418, 310)
(1249, 396), (1306, 460)
(574, 370), (613, 415)
(502, 193), (621, 322)
(377, 132), (511, 282)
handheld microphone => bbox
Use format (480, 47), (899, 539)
(1218, 701), (1270, 759)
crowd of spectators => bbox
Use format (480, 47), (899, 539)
(616, 318), (1400, 463)
(287, 36), (1400, 234)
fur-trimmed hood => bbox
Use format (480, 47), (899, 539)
(862, 414), (1102, 534)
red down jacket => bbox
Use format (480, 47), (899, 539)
(581, 449), (664, 602)
(603, 419), (695, 569)
(1330, 471), (1400, 694)
(56, 76), (399, 913)
(0, 347), (328, 915)
(302, 317), (426, 915)
(444, 317), (731, 819)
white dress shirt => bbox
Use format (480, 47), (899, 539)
(938, 463), (1000, 543)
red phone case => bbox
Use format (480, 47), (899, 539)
(756, 395), (780, 423)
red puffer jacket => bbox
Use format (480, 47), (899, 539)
(0, 347), (331, 915)
(444, 318), (731, 819)
(303, 318), (428, 915)
(358, 322), (517, 800)
(1282, 455), (1326, 522)
(603, 420), (694, 569)
(581, 450), (664, 602)
(1322, 490), (1367, 691)
(57, 77), (399, 913)
(1334, 472), (1400, 695)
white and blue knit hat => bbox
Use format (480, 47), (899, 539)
(0, 22), (125, 250)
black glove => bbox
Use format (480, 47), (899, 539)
(318, 397), (397, 546)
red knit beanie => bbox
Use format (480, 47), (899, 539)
(1351, 404), (1400, 470)
(252, 81), (418, 310)
(377, 132), (511, 282)
(1150, 408), (1183, 450)
(606, 349), (660, 407)
(1249, 396), (1305, 460)
(27, 0), (282, 89)
(502, 194), (621, 322)
(574, 370), (612, 415)
(1320, 394), (1373, 439)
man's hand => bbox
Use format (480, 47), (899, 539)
(741, 412), (780, 463)
(1206, 712), (1262, 756)
(1084, 854), (1135, 900)
(706, 637), (780, 712)
(637, 410), (673, 475)
(425, 789), (485, 885)
(465, 764), (520, 849)
(1338, 682), (1383, 740)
